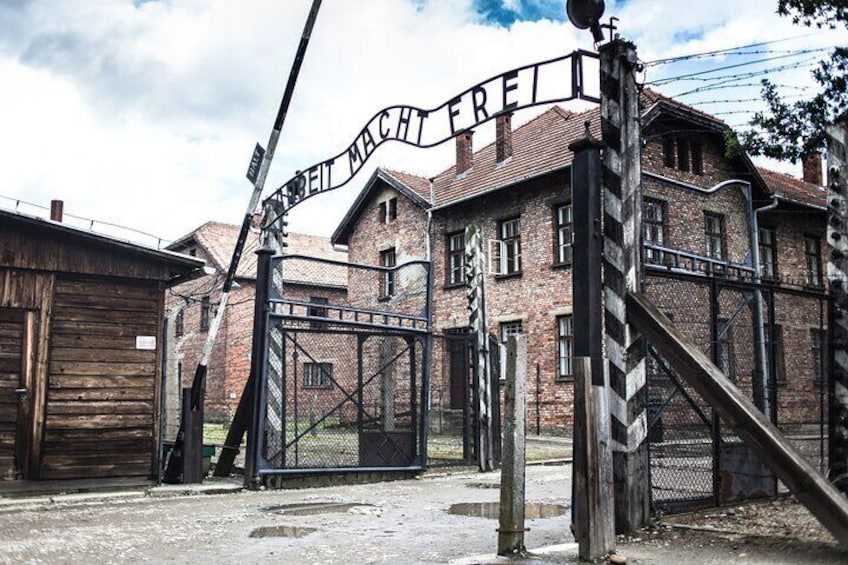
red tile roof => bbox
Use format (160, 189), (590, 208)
(339, 92), (823, 235)
(172, 221), (348, 286)
(757, 167), (826, 209)
(383, 169), (432, 202)
(640, 87), (725, 125)
(429, 106), (598, 207)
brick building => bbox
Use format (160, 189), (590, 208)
(332, 89), (827, 433)
(164, 222), (347, 431)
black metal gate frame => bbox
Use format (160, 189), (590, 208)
(248, 253), (433, 477)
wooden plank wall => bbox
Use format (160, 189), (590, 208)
(0, 269), (52, 480)
(0, 310), (24, 479)
(42, 278), (161, 479)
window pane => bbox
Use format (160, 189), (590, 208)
(805, 236), (821, 286)
(677, 139), (690, 172)
(499, 218), (522, 274)
(557, 315), (573, 379)
(662, 137), (675, 167)
(692, 142), (703, 175)
(556, 205), (572, 264)
(380, 248), (396, 297)
(759, 228), (777, 279)
(705, 213), (724, 260)
(447, 232), (465, 285)
(500, 321), (523, 342)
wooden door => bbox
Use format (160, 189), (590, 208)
(0, 309), (34, 479)
(447, 336), (468, 410)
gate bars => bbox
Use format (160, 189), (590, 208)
(246, 252), (432, 482)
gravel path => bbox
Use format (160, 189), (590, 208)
(2, 465), (846, 564)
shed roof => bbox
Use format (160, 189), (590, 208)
(0, 208), (204, 283)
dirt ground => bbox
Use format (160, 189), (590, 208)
(1, 463), (846, 564)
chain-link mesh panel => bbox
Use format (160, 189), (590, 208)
(644, 272), (830, 512)
(644, 273), (717, 511)
(771, 291), (829, 482)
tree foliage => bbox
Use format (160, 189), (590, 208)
(777, 0), (848, 28)
(742, 0), (847, 162)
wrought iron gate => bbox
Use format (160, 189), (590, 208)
(645, 270), (829, 512)
(251, 253), (432, 476)
(430, 332), (501, 466)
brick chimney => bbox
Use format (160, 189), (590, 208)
(50, 199), (63, 222)
(496, 112), (513, 163)
(802, 151), (823, 185)
(456, 130), (474, 176)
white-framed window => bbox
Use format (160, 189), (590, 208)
(643, 198), (666, 265)
(759, 227), (777, 280)
(557, 315), (573, 380)
(554, 205), (572, 265)
(380, 248), (396, 298)
(489, 217), (521, 275)
(303, 362), (332, 388)
(704, 212), (725, 261)
(499, 321), (524, 381)
(447, 231), (465, 286)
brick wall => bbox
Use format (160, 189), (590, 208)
(165, 247), (348, 431)
(344, 125), (826, 433)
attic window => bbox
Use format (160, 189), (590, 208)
(378, 197), (398, 224)
(388, 197), (397, 222)
(661, 136), (703, 176)
(188, 247), (197, 257)
(692, 142), (703, 175)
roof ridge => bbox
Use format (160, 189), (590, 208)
(757, 165), (825, 193)
(383, 167), (429, 181)
(429, 105), (582, 180)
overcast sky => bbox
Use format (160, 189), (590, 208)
(0, 0), (842, 247)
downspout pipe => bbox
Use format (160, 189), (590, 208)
(754, 195), (780, 421)
(740, 183), (773, 420)
(711, 180), (772, 418)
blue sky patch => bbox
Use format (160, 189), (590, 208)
(473, 0), (566, 27)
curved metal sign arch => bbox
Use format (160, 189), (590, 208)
(262, 49), (599, 222)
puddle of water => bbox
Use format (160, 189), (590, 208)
(263, 502), (373, 516)
(249, 525), (317, 538)
(466, 482), (501, 489)
(448, 502), (568, 519)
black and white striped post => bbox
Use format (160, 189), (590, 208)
(599, 38), (650, 532)
(570, 122), (615, 559)
(827, 119), (848, 495)
(465, 223), (495, 472)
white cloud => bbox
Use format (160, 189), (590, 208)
(0, 0), (841, 244)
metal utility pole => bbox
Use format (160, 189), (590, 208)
(165, 0), (323, 483)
